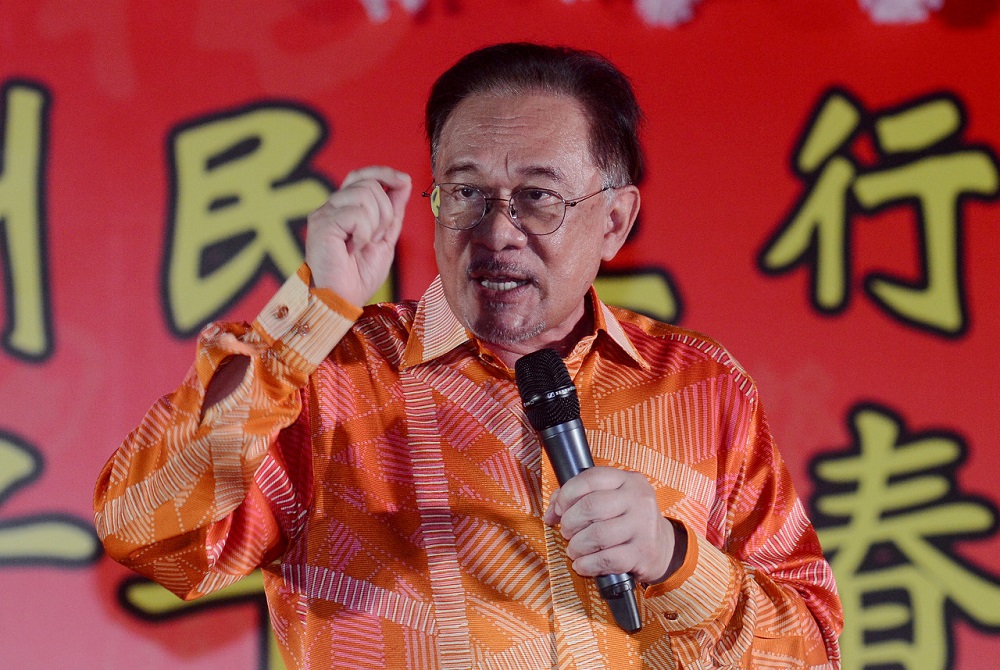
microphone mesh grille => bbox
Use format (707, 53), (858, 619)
(514, 349), (581, 431)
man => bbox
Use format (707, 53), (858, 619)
(95, 43), (842, 668)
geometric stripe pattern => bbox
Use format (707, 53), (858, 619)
(95, 270), (842, 669)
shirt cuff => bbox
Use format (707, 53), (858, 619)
(253, 264), (361, 372)
(642, 522), (741, 632)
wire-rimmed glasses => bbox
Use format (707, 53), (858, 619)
(422, 183), (613, 236)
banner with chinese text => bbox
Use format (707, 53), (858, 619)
(1, 1), (998, 668)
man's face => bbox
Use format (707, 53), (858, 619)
(434, 94), (638, 354)
(433, 92), (638, 360)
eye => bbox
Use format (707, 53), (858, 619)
(518, 189), (560, 206)
(455, 185), (480, 200)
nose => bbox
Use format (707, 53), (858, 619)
(473, 199), (528, 251)
(482, 196), (521, 225)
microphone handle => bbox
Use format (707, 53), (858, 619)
(538, 419), (595, 481)
(539, 420), (642, 633)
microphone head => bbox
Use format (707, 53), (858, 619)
(514, 349), (581, 431)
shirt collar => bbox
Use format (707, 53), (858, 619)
(400, 276), (650, 371)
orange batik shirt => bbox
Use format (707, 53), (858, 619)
(95, 266), (842, 669)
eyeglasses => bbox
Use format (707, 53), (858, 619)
(422, 183), (613, 236)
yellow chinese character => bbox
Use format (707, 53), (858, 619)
(595, 268), (679, 323)
(121, 572), (285, 670)
(0, 81), (52, 361)
(0, 432), (100, 565)
(164, 104), (332, 336)
(761, 90), (999, 336)
(813, 405), (1000, 669)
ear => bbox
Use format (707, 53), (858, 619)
(601, 185), (640, 261)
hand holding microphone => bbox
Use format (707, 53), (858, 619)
(517, 349), (677, 634)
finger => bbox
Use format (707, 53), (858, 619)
(342, 167), (410, 209)
(316, 181), (392, 250)
(564, 515), (634, 561)
(382, 175), (411, 245)
(557, 488), (630, 539)
(307, 202), (375, 259)
(551, 467), (626, 516)
(571, 545), (638, 579)
(311, 183), (379, 229)
(543, 488), (563, 525)
(572, 516), (676, 583)
(354, 180), (396, 241)
(341, 172), (410, 244)
(341, 165), (411, 191)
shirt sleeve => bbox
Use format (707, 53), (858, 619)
(93, 265), (360, 600)
(642, 395), (844, 669)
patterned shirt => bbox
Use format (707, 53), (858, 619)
(95, 266), (842, 669)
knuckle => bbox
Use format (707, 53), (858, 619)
(622, 469), (647, 491)
(578, 494), (599, 516)
(342, 167), (370, 184)
(584, 524), (609, 552)
(594, 552), (619, 574)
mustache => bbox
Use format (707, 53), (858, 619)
(466, 257), (535, 283)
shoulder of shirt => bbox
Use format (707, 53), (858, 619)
(357, 299), (417, 323)
(348, 300), (419, 340)
(606, 304), (758, 400)
(321, 299), (419, 367)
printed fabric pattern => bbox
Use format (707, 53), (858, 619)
(95, 267), (843, 669)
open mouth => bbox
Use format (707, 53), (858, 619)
(468, 259), (534, 293)
(478, 277), (529, 291)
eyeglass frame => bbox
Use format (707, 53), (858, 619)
(421, 182), (621, 236)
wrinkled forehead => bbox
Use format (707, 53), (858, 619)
(432, 92), (599, 185)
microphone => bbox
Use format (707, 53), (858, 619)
(515, 348), (642, 634)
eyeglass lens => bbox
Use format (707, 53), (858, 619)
(433, 184), (566, 234)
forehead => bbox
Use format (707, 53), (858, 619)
(434, 92), (596, 185)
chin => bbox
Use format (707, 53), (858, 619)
(470, 315), (545, 346)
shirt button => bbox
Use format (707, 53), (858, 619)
(292, 323), (310, 335)
(274, 305), (289, 319)
(662, 612), (679, 621)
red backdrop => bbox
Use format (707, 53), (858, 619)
(1, 1), (998, 668)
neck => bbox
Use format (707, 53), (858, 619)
(482, 300), (595, 370)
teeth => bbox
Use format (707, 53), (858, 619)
(480, 278), (525, 291)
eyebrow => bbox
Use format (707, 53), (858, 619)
(441, 161), (567, 185)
